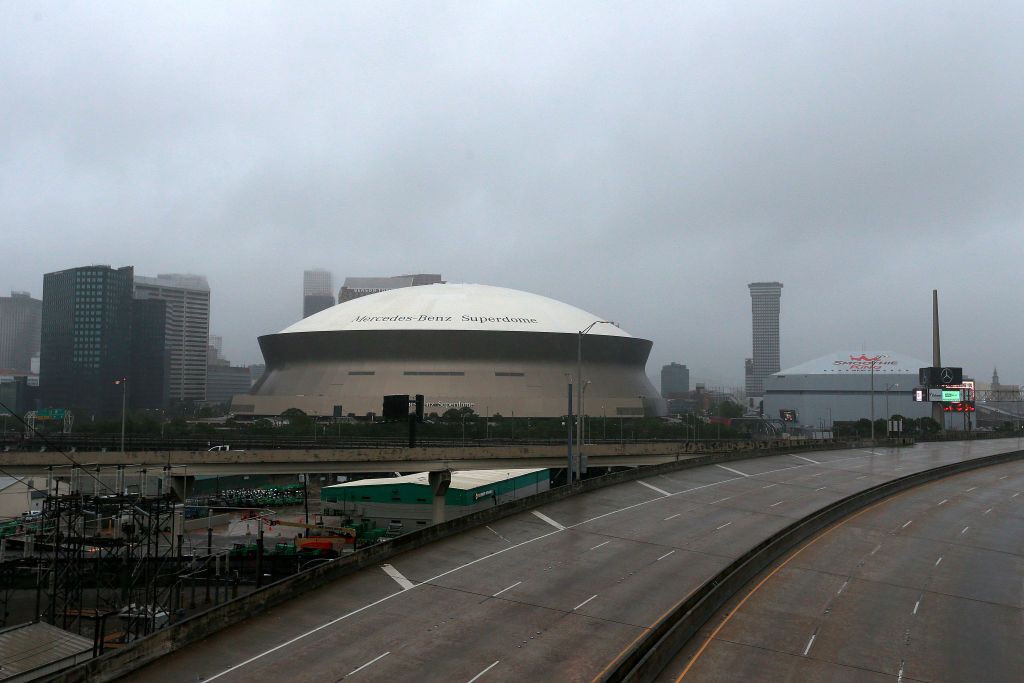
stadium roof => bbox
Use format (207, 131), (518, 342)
(776, 351), (930, 376)
(280, 283), (633, 337)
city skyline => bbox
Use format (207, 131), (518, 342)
(3, 4), (1023, 387)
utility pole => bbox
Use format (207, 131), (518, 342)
(932, 290), (945, 429)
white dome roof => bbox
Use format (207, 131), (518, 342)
(280, 283), (634, 337)
(777, 351), (929, 376)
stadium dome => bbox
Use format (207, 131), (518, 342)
(232, 284), (662, 419)
(282, 283), (633, 337)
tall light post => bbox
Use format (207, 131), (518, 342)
(577, 321), (614, 479)
(869, 362), (875, 442)
(114, 377), (127, 453)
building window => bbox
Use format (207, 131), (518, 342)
(495, 372), (525, 377)
(348, 371), (375, 376)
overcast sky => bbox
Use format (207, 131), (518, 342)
(3, 2), (1022, 388)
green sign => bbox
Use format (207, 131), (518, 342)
(37, 408), (66, 419)
(941, 389), (962, 402)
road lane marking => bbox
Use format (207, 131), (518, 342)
(716, 522), (732, 530)
(671, 491), (913, 681)
(870, 544), (882, 555)
(934, 556), (943, 566)
(913, 600), (920, 615)
(810, 473), (825, 478)
(638, 480), (671, 496)
(897, 659), (905, 683)
(716, 464), (749, 477)
(492, 581), (522, 597)
(203, 446), (912, 682)
(802, 632), (817, 656)
(467, 660), (500, 683)
(761, 483), (777, 489)
(815, 486), (827, 491)
(965, 486), (977, 492)
(769, 501), (784, 508)
(961, 526), (969, 535)
(837, 579), (848, 595)
(347, 652), (390, 677)
(937, 499), (948, 506)
(532, 511), (565, 530)
(574, 594), (598, 611)
(984, 507), (993, 515)
(486, 525), (510, 543)
(793, 455), (821, 465)
(710, 496), (732, 504)
(656, 550), (676, 561)
(589, 541), (610, 551)
(381, 564), (415, 591)
(664, 513), (681, 521)
(856, 475), (868, 479)
(902, 520), (913, 528)
(999, 475), (1009, 480)
(1012, 492), (1020, 498)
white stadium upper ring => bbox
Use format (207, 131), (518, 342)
(280, 283), (634, 337)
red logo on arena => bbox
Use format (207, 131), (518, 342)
(849, 354), (883, 362)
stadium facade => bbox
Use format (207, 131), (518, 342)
(231, 283), (663, 419)
(763, 351), (931, 428)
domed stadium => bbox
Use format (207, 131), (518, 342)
(231, 283), (662, 418)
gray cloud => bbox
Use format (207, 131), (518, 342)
(2, 2), (1022, 388)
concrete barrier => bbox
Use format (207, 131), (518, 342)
(600, 448), (1024, 682)
(50, 438), (897, 682)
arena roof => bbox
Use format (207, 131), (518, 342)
(776, 351), (930, 376)
(280, 283), (633, 337)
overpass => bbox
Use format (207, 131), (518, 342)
(0, 438), (848, 476)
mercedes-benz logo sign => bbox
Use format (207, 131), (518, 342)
(941, 368), (954, 383)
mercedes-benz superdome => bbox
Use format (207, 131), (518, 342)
(230, 283), (663, 418)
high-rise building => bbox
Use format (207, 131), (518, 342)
(206, 364), (252, 404)
(134, 274), (211, 403)
(338, 274), (443, 303)
(745, 282), (783, 397)
(303, 269), (335, 318)
(0, 291), (42, 373)
(40, 266), (134, 419)
(660, 362), (690, 399)
(129, 299), (169, 411)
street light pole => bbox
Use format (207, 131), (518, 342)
(869, 362), (875, 442)
(577, 321), (613, 480)
(114, 377), (128, 453)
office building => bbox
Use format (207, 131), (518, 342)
(206, 363), (252, 404)
(745, 282), (783, 397)
(660, 363), (690, 398)
(233, 283), (663, 418)
(337, 274), (443, 303)
(40, 266), (134, 420)
(0, 291), (42, 373)
(303, 269), (335, 318)
(134, 274), (211, 402)
(129, 299), (169, 411)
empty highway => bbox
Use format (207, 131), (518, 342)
(662, 456), (1024, 682)
(122, 438), (1023, 682)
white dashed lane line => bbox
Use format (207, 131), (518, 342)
(638, 480), (672, 496)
